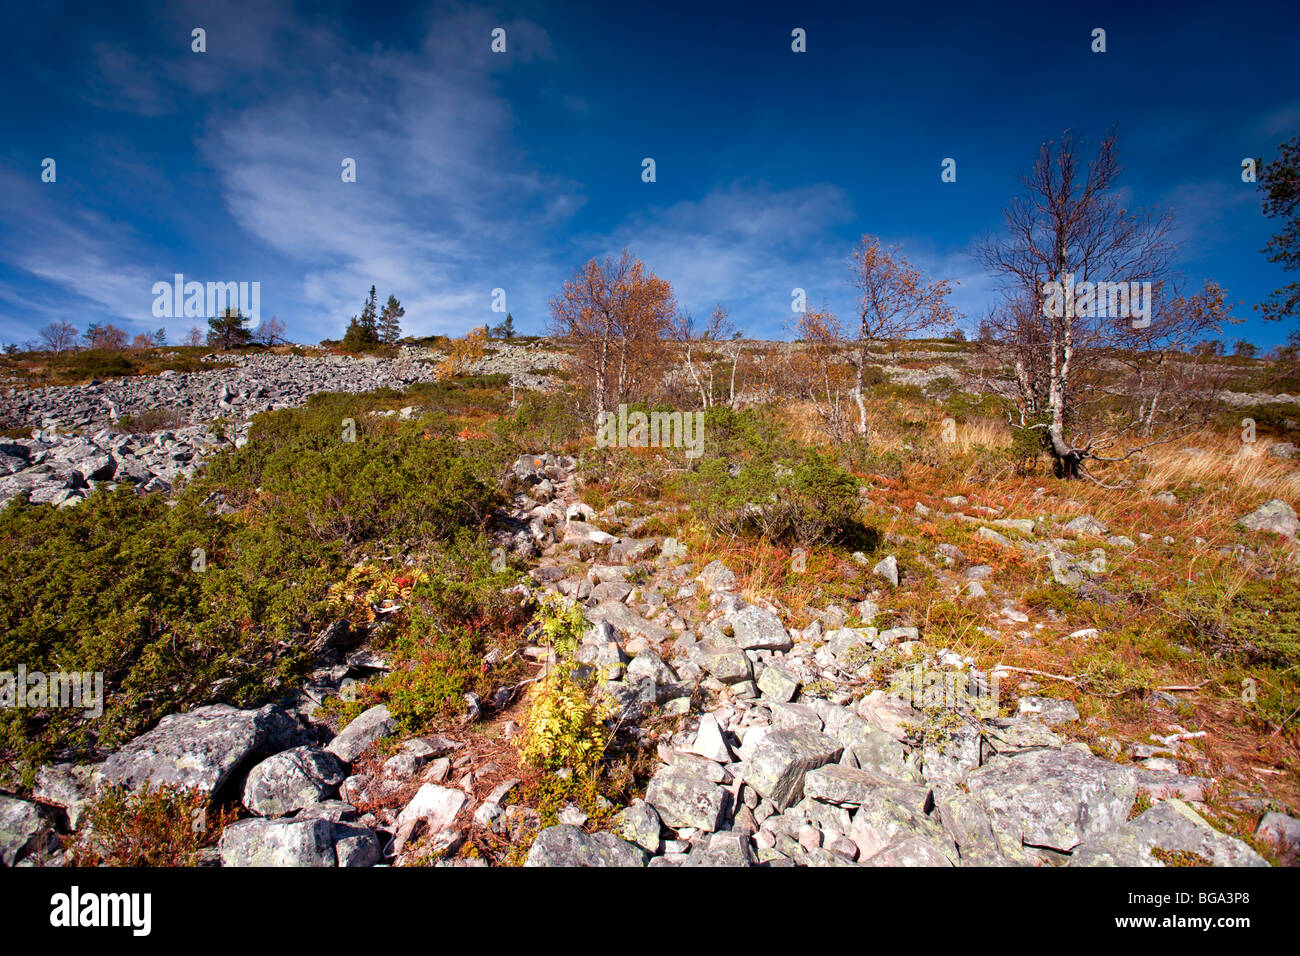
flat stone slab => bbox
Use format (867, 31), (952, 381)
(587, 601), (671, 644)
(1017, 697), (1080, 726)
(804, 764), (931, 813)
(965, 746), (1137, 852)
(1071, 800), (1268, 867)
(860, 835), (955, 867)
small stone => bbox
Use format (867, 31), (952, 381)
(1016, 697), (1080, 726)
(873, 555), (900, 587)
(798, 825), (822, 850)
(557, 804), (588, 827)
(757, 662), (800, 702)
(687, 713), (734, 763)
(618, 799), (662, 853)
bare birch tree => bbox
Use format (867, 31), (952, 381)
(977, 129), (1233, 480)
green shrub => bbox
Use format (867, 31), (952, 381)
(682, 448), (863, 547)
(0, 384), (522, 774)
(61, 349), (136, 380)
(369, 537), (529, 733)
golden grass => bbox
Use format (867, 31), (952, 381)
(1141, 434), (1300, 503)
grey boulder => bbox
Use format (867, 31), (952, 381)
(243, 745), (347, 818)
(1071, 800), (1268, 867)
(100, 704), (297, 799)
(965, 746), (1136, 852)
(0, 796), (59, 866)
(645, 765), (733, 832)
(218, 817), (340, 867)
(524, 825), (646, 866)
(324, 704), (395, 763)
(743, 727), (844, 810)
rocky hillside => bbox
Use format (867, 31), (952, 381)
(1, 343), (1298, 868)
(4, 446), (1298, 868)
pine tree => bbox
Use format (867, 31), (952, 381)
(491, 312), (515, 339)
(207, 308), (251, 349)
(379, 294), (405, 343)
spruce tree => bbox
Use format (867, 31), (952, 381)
(360, 285), (380, 341)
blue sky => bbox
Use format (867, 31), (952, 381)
(1, 0), (1297, 347)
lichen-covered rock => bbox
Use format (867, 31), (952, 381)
(696, 560), (738, 592)
(587, 601), (672, 644)
(1238, 498), (1298, 537)
(1016, 697), (1080, 726)
(727, 605), (793, 652)
(757, 662), (800, 702)
(803, 765), (931, 813)
(0, 796), (59, 866)
(743, 727), (844, 810)
(860, 836), (955, 867)
(856, 690), (922, 744)
(933, 789), (1030, 866)
(1071, 800), (1268, 867)
(965, 746), (1136, 852)
(524, 825), (646, 866)
(100, 703), (297, 798)
(333, 824), (383, 867)
(33, 762), (100, 829)
(696, 641), (753, 684)
(324, 704), (395, 764)
(218, 817), (339, 867)
(848, 792), (955, 864)
(645, 766), (733, 832)
(681, 830), (754, 867)
(618, 799), (663, 854)
(242, 745), (346, 818)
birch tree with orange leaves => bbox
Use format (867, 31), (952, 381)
(848, 236), (956, 439)
(549, 250), (677, 424)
